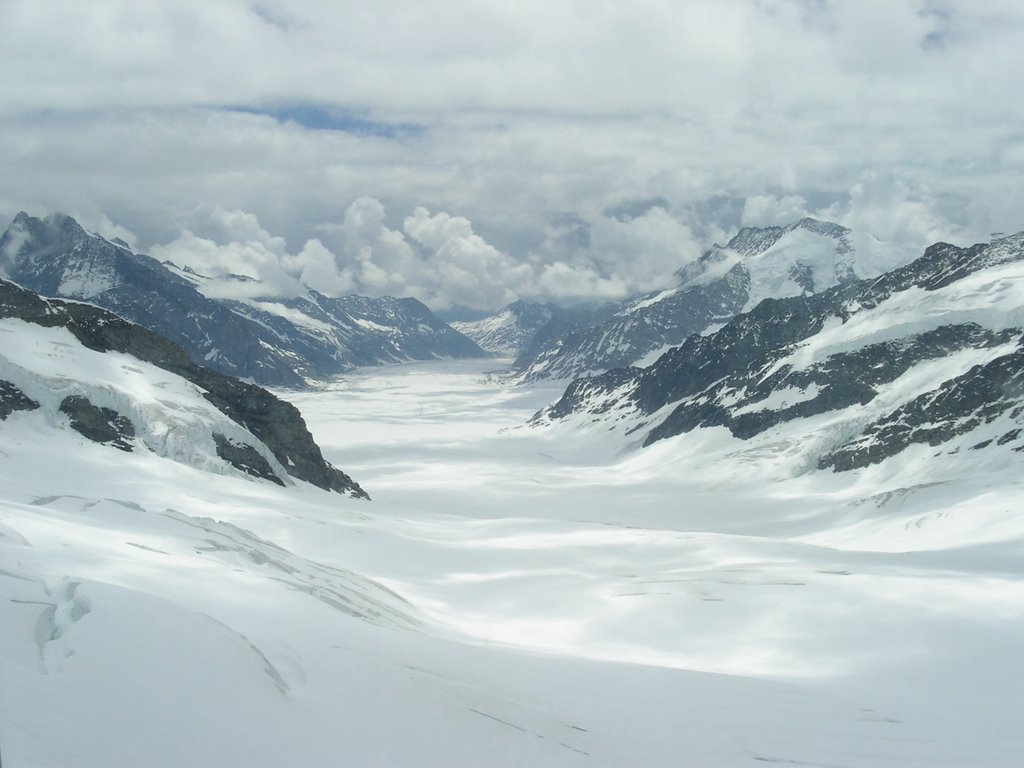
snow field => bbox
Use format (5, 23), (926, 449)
(1, 359), (1023, 766)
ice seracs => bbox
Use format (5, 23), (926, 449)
(0, 277), (367, 497)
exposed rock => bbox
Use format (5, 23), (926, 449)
(540, 231), (1024, 472)
(0, 379), (40, 420)
(59, 395), (136, 451)
(513, 218), (914, 382)
(0, 278), (368, 498)
(0, 212), (484, 387)
(819, 339), (1024, 471)
(213, 433), (285, 486)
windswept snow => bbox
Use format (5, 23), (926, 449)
(2, 359), (1023, 766)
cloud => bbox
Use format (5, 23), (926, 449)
(74, 212), (140, 250)
(140, 198), (710, 312)
(814, 172), (959, 249)
(1, 0), (1022, 307)
(742, 195), (810, 228)
(282, 238), (356, 296)
(150, 208), (309, 299)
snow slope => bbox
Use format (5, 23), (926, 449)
(538, 232), (1024, 483)
(3, 358), (1023, 766)
(513, 218), (917, 383)
(0, 212), (485, 387)
(452, 301), (559, 355)
(0, 318), (289, 479)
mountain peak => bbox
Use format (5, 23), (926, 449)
(789, 217), (849, 238)
(2, 211), (91, 257)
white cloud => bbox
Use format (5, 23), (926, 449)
(150, 208), (308, 299)
(139, 198), (710, 312)
(1, 0), (1022, 307)
(741, 195), (810, 228)
(282, 238), (356, 296)
(74, 212), (140, 250)
(815, 172), (959, 250)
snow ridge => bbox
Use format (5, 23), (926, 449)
(512, 218), (916, 383)
(539, 230), (1024, 475)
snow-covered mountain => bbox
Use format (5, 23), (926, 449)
(6, 354), (1024, 767)
(537, 231), (1024, 475)
(451, 301), (567, 356)
(0, 212), (485, 387)
(0, 278), (367, 498)
(513, 218), (917, 382)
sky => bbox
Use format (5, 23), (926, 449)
(1, 0), (1023, 314)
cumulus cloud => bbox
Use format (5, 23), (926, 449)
(141, 198), (712, 312)
(151, 208), (310, 299)
(282, 238), (356, 296)
(2, 0), (1023, 305)
(317, 199), (536, 311)
(814, 172), (959, 250)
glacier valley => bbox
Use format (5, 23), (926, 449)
(2, 357), (1023, 767)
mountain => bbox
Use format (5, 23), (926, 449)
(536, 231), (1024, 474)
(0, 212), (485, 387)
(0, 278), (368, 498)
(512, 218), (916, 382)
(451, 300), (576, 356)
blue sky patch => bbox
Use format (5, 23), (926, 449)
(229, 104), (425, 139)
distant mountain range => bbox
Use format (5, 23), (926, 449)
(535, 230), (1024, 473)
(499, 218), (917, 382)
(451, 301), (560, 356)
(0, 212), (484, 387)
(0, 278), (368, 497)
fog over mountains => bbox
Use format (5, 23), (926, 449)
(0, 212), (484, 387)
(458, 218), (917, 381)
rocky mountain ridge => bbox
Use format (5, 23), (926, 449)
(511, 218), (916, 383)
(0, 212), (484, 387)
(537, 231), (1024, 474)
(451, 300), (560, 356)
(0, 278), (368, 498)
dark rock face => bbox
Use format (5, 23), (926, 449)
(199, 375), (366, 497)
(541, 231), (1024, 472)
(58, 395), (136, 451)
(0, 380), (39, 419)
(513, 218), (899, 383)
(0, 278), (368, 498)
(212, 433), (285, 486)
(0, 212), (306, 387)
(819, 340), (1024, 471)
(510, 270), (748, 382)
(645, 323), (1017, 445)
(0, 212), (484, 387)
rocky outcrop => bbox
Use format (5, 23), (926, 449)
(539, 231), (1024, 472)
(0, 212), (484, 387)
(819, 340), (1024, 471)
(0, 379), (39, 420)
(0, 278), (368, 498)
(512, 218), (914, 382)
(58, 395), (136, 451)
(212, 433), (286, 486)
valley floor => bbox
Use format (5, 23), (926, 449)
(2, 359), (1023, 767)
